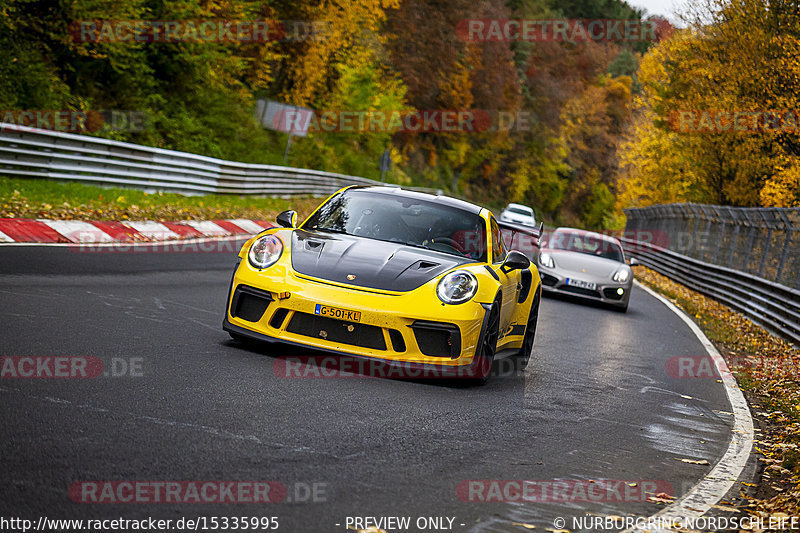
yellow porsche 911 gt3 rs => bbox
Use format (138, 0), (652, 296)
(223, 186), (542, 384)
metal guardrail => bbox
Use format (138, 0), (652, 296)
(624, 203), (800, 289)
(621, 237), (800, 346)
(0, 123), (443, 197)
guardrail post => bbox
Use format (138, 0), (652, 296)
(742, 210), (756, 272)
(759, 227), (773, 278)
(712, 209), (726, 264)
(702, 207), (714, 262)
(688, 204), (701, 259)
(728, 217), (741, 268)
(776, 229), (792, 283)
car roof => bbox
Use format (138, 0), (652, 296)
(506, 203), (532, 211)
(551, 227), (622, 246)
(346, 186), (484, 215)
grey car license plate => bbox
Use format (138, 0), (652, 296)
(566, 278), (597, 290)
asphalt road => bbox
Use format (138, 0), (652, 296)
(0, 244), (735, 532)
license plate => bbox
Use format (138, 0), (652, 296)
(314, 304), (361, 322)
(566, 278), (596, 290)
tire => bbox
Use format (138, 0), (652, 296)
(471, 298), (501, 385)
(514, 293), (540, 370)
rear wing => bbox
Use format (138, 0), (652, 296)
(497, 220), (543, 260)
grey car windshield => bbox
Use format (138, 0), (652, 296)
(303, 189), (488, 262)
(548, 231), (624, 262)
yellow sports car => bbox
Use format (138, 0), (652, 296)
(223, 186), (542, 384)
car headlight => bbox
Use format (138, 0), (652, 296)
(248, 234), (283, 269)
(538, 252), (555, 268)
(612, 267), (631, 283)
(436, 270), (478, 305)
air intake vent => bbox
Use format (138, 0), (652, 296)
(409, 321), (461, 358)
(286, 312), (386, 350)
(388, 329), (406, 352)
(230, 286), (273, 322)
(270, 308), (290, 329)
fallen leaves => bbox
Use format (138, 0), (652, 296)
(678, 458), (711, 465)
(646, 492), (675, 504)
(0, 177), (321, 222)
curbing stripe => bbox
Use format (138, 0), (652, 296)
(40, 220), (114, 243)
(88, 221), (147, 242)
(0, 235), (249, 248)
(226, 219), (268, 234)
(182, 220), (230, 237)
(0, 218), (270, 245)
(0, 219), (67, 242)
(124, 221), (180, 241)
(213, 219), (254, 235)
(161, 222), (204, 239)
(625, 281), (754, 532)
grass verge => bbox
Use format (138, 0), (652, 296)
(634, 265), (800, 519)
(0, 177), (323, 222)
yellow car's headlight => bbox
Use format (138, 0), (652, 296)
(436, 270), (478, 305)
(248, 235), (283, 269)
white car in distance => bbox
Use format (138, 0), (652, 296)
(500, 203), (536, 227)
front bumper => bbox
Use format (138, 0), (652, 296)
(224, 260), (490, 368)
(538, 268), (631, 307)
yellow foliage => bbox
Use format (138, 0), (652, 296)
(761, 159), (800, 207)
(283, 0), (400, 107)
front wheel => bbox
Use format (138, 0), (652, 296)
(514, 293), (540, 370)
(471, 299), (501, 385)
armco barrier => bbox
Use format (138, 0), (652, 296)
(624, 203), (800, 289)
(621, 237), (800, 346)
(0, 123), (442, 197)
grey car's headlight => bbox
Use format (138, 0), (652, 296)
(436, 270), (478, 305)
(612, 267), (631, 283)
(538, 252), (555, 268)
(248, 234), (283, 269)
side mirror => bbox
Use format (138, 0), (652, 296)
(502, 250), (531, 272)
(276, 210), (297, 228)
(628, 257), (640, 266)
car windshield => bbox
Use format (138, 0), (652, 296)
(547, 231), (624, 262)
(507, 206), (532, 216)
(303, 189), (488, 262)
